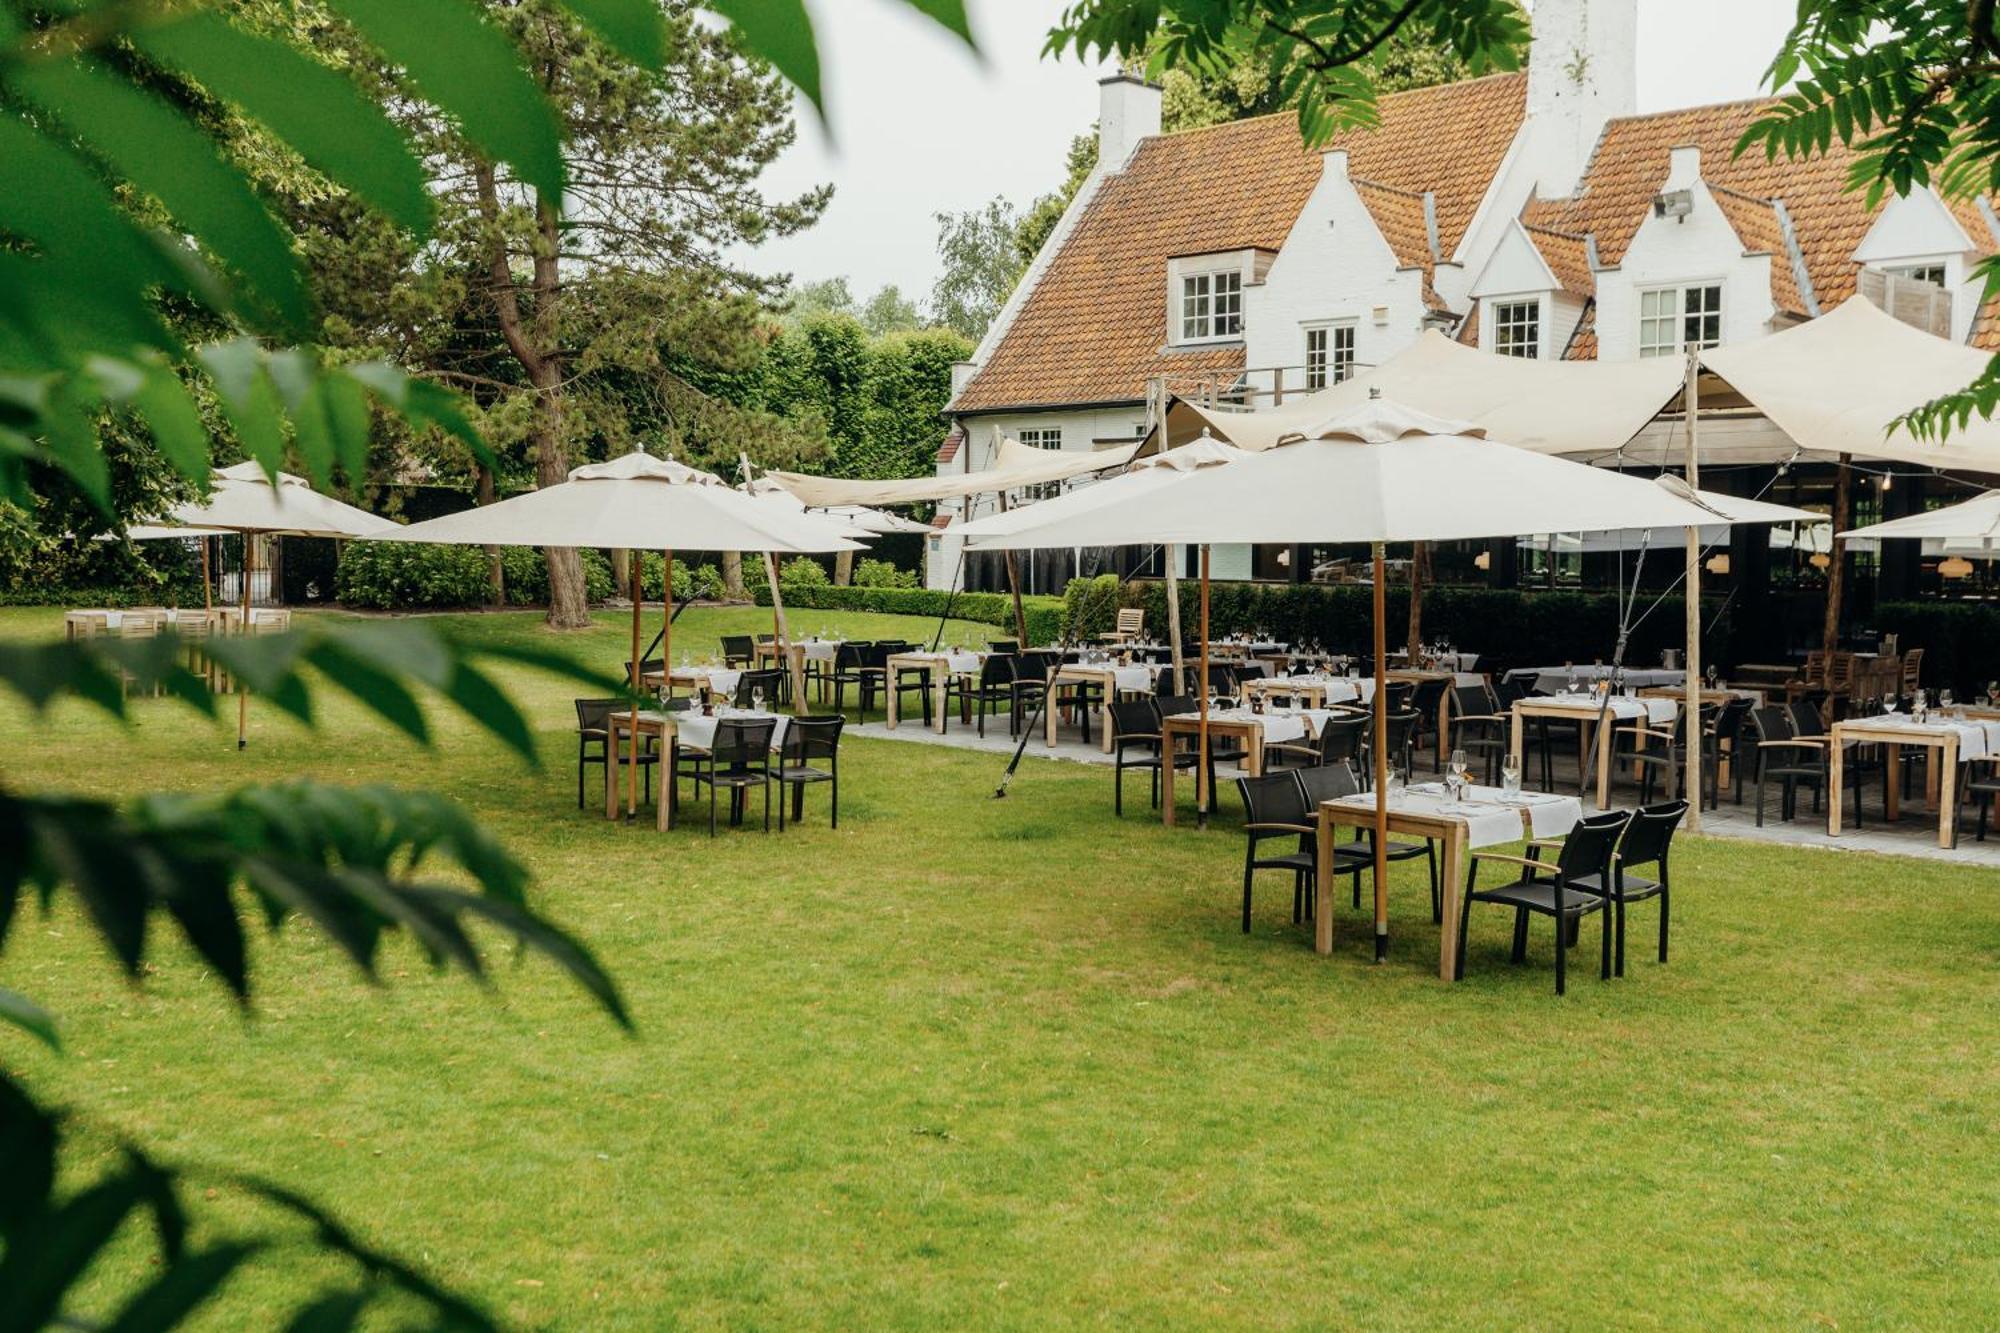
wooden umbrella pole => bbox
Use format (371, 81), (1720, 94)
(1371, 541), (1390, 962)
(1196, 545), (1211, 826)
(997, 491), (1030, 647)
(1164, 543), (1185, 693)
(761, 550), (802, 712)
(200, 537), (212, 613)
(1683, 351), (1703, 832)
(627, 550), (643, 819)
(237, 535), (253, 750)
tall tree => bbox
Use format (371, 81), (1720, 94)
(295, 0), (828, 628)
(929, 198), (1021, 341)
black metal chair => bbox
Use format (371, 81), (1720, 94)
(720, 634), (755, 668)
(1362, 710), (1421, 785)
(1570, 799), (1684, 976)
(1297, 763), (1371, 911)
(1458, 809), (1626, 995)
(686, 716), (777, 835)
(1408, 677), (1450, 770)
(1234, 772), (1318, 932)
(989, 639), (1020, 656)
(574, 698), (656, 809)
(1052, 666), (1105, 745)
(829, 642), (874, 717)
(1704, 696), (1752, 807)
(732, 669), (786, 709)
(1110, 698), (1180, 815)
(1749, 705), (1827, 827)
(950, 652), (1018, 736)
(1449, 682), (1509, 785)
(775, 716), (842, 829)
(1156, 695), (1242, 808)
(623, 657), (664, 689)
(1959, 758), (2000, 841)
(1616, 703), (1694, 805)
(1011, 650), (1056, 727)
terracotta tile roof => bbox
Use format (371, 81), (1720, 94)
(935, 424), (964, 465)
(1707, 184), (1814, 316)
(1455, 302), (1479, 346)
(951, 72), (1528, 414)
(1522, 97), (1993, 318)
(1563, 300), (1598, 361)
(1353, 178), (1433, 269)
(1972, 290), (2000, 352)
(1520, 224), (1594, 297)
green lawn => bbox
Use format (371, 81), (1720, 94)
(5, 605), (2000, 1328)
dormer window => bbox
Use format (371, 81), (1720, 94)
(1889, 263), (1947, 286)
(1639, 283), (1722, 358)
(1180, 268), (1243, 342)
(1493, 299), (1541, 359)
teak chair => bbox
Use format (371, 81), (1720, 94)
(1099, 607), (1145, 643)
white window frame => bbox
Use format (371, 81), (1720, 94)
(1328, 322), (1356, 384)
(1015, 427), (1063, 501)
(1492, 297), (1542, 360)
(1170, 256), (1247, 345)
(1303, 325), (1329, 391)
(1888, 262), (1948, 287)
(1638, 282), (1723, 358)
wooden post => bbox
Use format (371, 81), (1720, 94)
(236, 534), (254, 749)
(1684, 353), (1703, 833)
(738, 453), (805, 708)
(1371, 541), (1389, 962)
(626, 550), (643, 818)
(1823, 455), (1853, 661)
(200, 536), (212, 613)
(1406, 540), (1428, 658)
(998, 490), (1030, 647)
(1197, 544), (1210, 826)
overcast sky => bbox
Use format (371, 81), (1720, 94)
(735, 0), (1801, 305)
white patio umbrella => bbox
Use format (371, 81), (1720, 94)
(380, 451), (861, 820)
(964, 398), (1732, 965)
(1841, 489), (2000, 551)
(130, 462), (399, 747)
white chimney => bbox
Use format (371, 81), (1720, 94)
(1098, 73), (1162, 171)
(949, 359), (978, 396)
(1528, 0), (1638, 198)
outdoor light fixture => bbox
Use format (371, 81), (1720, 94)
(1653, 189), (1695, 221)
(1810, 551), (1832, 570)
(1881, 473), (1893, 491)
(1473, 550), (1491, 571)
(1940, 555), (1975, 579)
(1705, 552), (1731, 575)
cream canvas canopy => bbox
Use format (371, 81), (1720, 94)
(381, 452), (861, 553)
(743, 475), (925, 537)
(1517, 483), (1821, 552)
(766, 436), (1142, 507)
(1170, 334), (1684, 458)
(160, 461), (397, 539)
(1700, 297), (2000, 472)
(1842, 488), (2000, 552)
(1172, 297), (2000, 474)
(953, 433), (1252, 544)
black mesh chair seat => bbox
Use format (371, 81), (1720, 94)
(719, 635), (755, 667)
(1574, 799), (1683, 975)
(775, 716), (842, 829)
(575, 698), (657, 810)
(732, 669), (786, 709)
(1235, 772), (1320, 932)
(1459, 809), (1628, 994)
(686, 716), (777, 835)
(948, 653), (1018, 737)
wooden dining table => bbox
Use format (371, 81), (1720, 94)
(1828, 714), (2000, 849)
(884, 650), (981, 734)
(1157, 708), (1333, 826)
(605, 707), (791, 830)
(1045, 661), (1157, 752)
(1509, 694), (1678, 810)
(1314, 783), (1585, 980)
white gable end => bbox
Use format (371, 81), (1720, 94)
(1854, 188), (1977, 266)
(1470, 221), (1561, 300)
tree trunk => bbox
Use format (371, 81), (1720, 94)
(475, 164), (587, 629)
(833, 549), (855, 586)
(1405, 540), (1428, 659)
(1822, 455), (1853, 661)
(722, 550), (746, 601)
(476, 461), (504, 607)
(609, 548), (629, 596)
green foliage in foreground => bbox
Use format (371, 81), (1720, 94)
(3, 606), (1998, 1325)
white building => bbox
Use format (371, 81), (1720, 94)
(928, 0), (1999, 590)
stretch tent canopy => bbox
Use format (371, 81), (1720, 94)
(1842, 487), (2000, 552)
(1170, 333), (1684, 457)
(766, 436), (1142, 507)
(1172, 296), (2000, 473)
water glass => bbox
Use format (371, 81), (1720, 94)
(751, 688), (765, 713)
(1501, 760), (1523, 798)
(1386, 766), (1406, 798)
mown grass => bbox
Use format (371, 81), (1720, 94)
(4, 604), (1999, 1329)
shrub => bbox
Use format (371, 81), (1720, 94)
(755, 582), (1064, 645)
(779, 556), (830, 593)
(853, 557), (919, 589)
(337, 541), (491, 609)
(1060, 573), (1121, 642)
(500, 547), (614, 606)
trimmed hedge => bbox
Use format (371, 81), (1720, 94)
(754, 583), (1064, 645)
(1061, 573), (1122, 642)
(1117, 580), (1727, 673)
(338, 542), (617, 610)
(0, 583), (204, 608)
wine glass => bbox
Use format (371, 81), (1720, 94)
(1882, 691), (1898, 716)
(1448, 747), (1470, 798)
(1501, 759), (1523, 798)
(750, 686), (765, 714)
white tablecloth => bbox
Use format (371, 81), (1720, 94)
(1269, 675), (1375, 705)
(1857, 715), (2000, 761)
(800, 639), (842, 663)
(903, 651), (981, 675)
(1334, 785), (1583, 849)
(1526, 695), (1678, 725)
(76, 607), (282, 629)
(1519, 666), (1685, 695)
(671, 709), (790, 753)
(673, 666), (741, 697)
